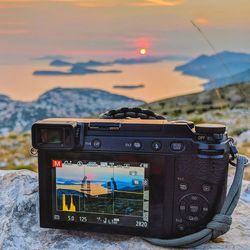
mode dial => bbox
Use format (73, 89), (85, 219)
(195, 124), (226, 135)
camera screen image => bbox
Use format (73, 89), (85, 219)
(52, 160), (149, 228)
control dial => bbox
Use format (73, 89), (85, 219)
(179, 194), (209, 224)
(195, 124), (226, 134)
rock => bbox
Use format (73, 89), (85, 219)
(242, 183), (250, 203)
(0, 170), (250, 250)
(236, 130), (250, 145)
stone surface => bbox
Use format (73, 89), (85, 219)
(237, 130), (250, 145)
(0, 170), (250, 250)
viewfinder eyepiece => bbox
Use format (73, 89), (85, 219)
(32, 122), (76, 150)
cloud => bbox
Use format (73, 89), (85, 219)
(192, 17), (209, 27)
(48, 0), (120, 8)
(33, 55), (72, 61)
(131, 0), (183, 7)
(0, 29), (29, 35)
(0, 0), (184, 8)
(0, 0), (34, 9)
(51, 0), (183, 8)
(51, 49), (138, 58)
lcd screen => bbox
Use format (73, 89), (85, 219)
(52, 160), (149, 228)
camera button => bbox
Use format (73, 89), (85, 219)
(190, 195), (201, 202)
(179, 202), (187, 212)
(186, 215), (199, 222)
(179, 182), (188, 191)
(91, 139), (101, 149)
(201, 204), (209, 216)
(176, 224), (185, 232)
(170, 142), (184, 151)
(151, 141), (162, 151)
(202, 184), (212, 193)
(188, 204), (199, 214)
(133, 140), (142, 150)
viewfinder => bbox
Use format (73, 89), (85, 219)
(40, 128), (63, 144)
(32, 122), (76, 150)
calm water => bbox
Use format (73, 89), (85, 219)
(0, 61), (204, 103)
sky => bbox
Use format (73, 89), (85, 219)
(1, 0), (250, 64)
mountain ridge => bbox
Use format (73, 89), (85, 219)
(0, 88), (143, 134)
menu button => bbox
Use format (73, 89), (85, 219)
(170, 142), (184, 151)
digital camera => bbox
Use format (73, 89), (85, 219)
(31, 113), (231, 239)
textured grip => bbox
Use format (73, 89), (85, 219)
(176, 156), (228, 185)
(100, 107), (166, 120)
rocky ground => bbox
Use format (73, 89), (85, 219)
(0, 170), (249, 250)
(0, 133), (37, 171)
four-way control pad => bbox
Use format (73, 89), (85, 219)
(179, 194), (209, 224)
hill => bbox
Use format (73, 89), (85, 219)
(203, 68), (250, 90)
(142, 82), (249, 133)
(175, 51), (250, 89)
(0, 88), (143, 134)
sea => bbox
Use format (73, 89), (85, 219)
(0, 61), (204, 103)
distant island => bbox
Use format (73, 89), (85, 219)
(33, 55), (191, 76)
(113, 84), (144, 89)
(175, 51), (250, 89)
(33, 65), (122, 76)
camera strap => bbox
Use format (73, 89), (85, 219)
(100, 107), (250, 248)
(144, 155), (249, 248)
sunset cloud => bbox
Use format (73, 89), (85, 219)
(192, 17), (209, 27)
(0, 0), (184, 8)
(0, 0), (33, 9)
(132, 0), (183, 7)
(74, 0), (184, 8)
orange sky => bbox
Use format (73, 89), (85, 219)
(0, 0), (249, 63)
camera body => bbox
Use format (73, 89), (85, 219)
(32, 118), (230, 238)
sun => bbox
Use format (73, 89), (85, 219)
(139, 48), (147, 55)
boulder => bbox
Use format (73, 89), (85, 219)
(0, 170), (250, 250)
(236, 130), (250, 145)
